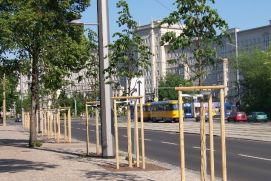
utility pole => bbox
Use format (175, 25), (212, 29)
(97, 0), (114, 157)
(74, 98), (77, 117)
(3, 74), (6, 126)
(235, 28), (240, 110)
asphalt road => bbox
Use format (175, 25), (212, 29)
(69, 120), (271, 181)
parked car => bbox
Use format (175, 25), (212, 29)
(15, 114), (22, 122)
(227, 112), (248, 122)
(248, 112), (268, 122)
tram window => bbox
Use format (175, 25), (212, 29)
(164, 104), (170, 111)
(171, 104), (178, 110)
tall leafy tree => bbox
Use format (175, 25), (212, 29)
(104, 0), (151, 96)
(160, 0), (228, 85)
(239, 49), (271, 114)
(158, 73), (192, 100)
(0, 1), (90, 147)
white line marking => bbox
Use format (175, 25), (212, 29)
(193, 146), (214, 151)
(161, 141), (178, 146)
(238, 154), (271, 162)
(144, 138), (152, 141)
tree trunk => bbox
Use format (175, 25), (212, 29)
(29, 54), (39, 147)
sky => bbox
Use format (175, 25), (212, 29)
(81, 0), (271, 35)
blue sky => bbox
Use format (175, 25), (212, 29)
(81, 0), (271, 34)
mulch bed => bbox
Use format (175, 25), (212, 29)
(99, 162), (169, 172)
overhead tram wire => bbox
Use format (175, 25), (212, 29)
(152, 0), (172, 12)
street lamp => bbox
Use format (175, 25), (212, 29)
(69, 0), (114, 157)
(69, 19), (98, 26)
(227, 28), (240, 108)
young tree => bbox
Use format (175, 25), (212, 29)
(104, 0), (151, 96)
(0, 60), (20, 114)
(158, 73), (192, 100)
(0, 1), (90, 147)
(239, 49), (271, 114)
(160, 0), (228, 85)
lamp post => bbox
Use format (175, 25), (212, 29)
(69, 0), (114, 157)
(227, 28), (240, 109)
(234, 28), (241, 108)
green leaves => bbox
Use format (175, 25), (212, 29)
(104, 0), (151, 95)
(161, 0), (228, 85)
(158, 73), (192, 100)
(239, 49), (271, 113)
(0, 0), (91, 93)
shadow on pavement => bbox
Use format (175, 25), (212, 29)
(84, 170), (155, 181)
(0, 159), (58, 173)
(0, 139), (28, 148)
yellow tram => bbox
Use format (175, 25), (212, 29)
(142, 100), (180, 122)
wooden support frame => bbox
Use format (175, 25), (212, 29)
(111, 96), (145, 170)
(85, 101), (101, 156)
(175, 85), (227, 181)
(59, 107), (72, 143)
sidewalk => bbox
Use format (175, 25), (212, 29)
(0, 124), (206, 181)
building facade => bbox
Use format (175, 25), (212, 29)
(136, 21), (271, 103)
(136, 20), (184, 101)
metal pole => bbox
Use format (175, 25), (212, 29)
(74, 98), (77, 117)
(97, 0), (114, 157)
(235, 29), (240, 107)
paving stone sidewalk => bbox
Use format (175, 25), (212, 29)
(0, 124), (210, 181)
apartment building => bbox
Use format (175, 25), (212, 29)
(136, 20), (184, 101)
(136, 21), (271, 103)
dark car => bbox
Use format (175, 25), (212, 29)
(248, 112), (268, 122)
(227, 112), (248, 122)
(15, 115), (22, 122)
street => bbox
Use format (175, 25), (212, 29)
(69, 120), (271, 181)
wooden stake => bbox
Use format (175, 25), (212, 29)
(85, 104), (89, 155)
(134, 102), (139, 167)
(48, 112), (51, 139)
(208, 94), (215, 181)
(68, 108), (72, 143)
(127, 105), (132, 168)
(64, 112), (67, 143)
(200, 103), (206, 181)
(95, 107), (100, 155)
(178, 91), (185, 181)
(220, 89), (227, 181)
(113, 100), (119, 169)
(140, 98), (145, 169)
(57, 110), (60, 143)
(54, 113), (57, 139)
(41, 111), (43, 136)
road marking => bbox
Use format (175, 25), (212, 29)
(121, 135), (151, 141)
(192, 146), (214, 151)
(238, 154), (271, 162)
(161, 141), (178, 146)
